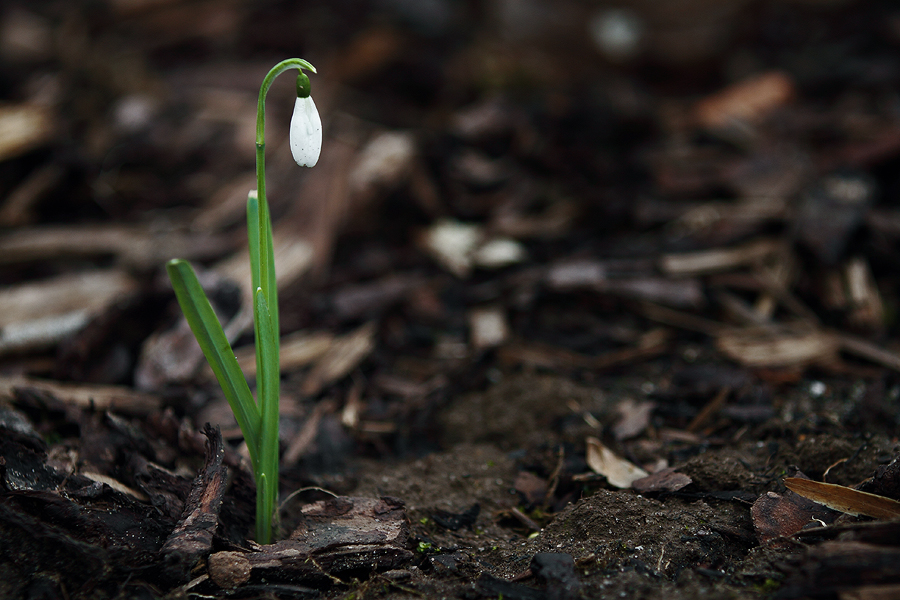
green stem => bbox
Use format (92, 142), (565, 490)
(251, 57), (314, 544)
(255, 58), (316, 213)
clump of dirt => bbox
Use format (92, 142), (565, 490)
(440, 373), (611, 449)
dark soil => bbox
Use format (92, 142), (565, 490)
(3, 1), (900, 599)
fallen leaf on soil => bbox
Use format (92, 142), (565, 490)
(585, 436), (648, 489)
(784, 478), (900, 521)
(751, 478), (839, 543)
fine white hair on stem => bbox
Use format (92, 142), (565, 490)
(290, 95), (322, 167)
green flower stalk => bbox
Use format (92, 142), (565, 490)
(166, 58), (319, 544)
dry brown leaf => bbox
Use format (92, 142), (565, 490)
(751, 487), (837, 543)
(585, 436), (648, 489)
(784, 478), (900, 521)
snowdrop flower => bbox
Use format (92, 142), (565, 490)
(290, 71), (322, 167)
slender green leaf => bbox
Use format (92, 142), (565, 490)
(254, 287), (280, 544)
(247, 191), (265, 409)
(166, 259), (261, 470)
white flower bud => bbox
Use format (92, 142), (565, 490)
(289, 95), (322, 167)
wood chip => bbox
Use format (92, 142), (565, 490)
(659, 238), (782, 276)
(0, 270), (137, 356)
(0, 375), (162, 416)
(844, 258), (884, 330)
(469, 306), (509, 350)
(234, 331), (334, 377)
(716, 324), (839, 368)
(302, 322), (376, 396)
(161, 426), (228, 570)
(0, 224), (232, 269)
(349, 131), (415, 196)
(693, 70), (795, 130)
(0, 103), (53, 161)
(421, 219), (483, 277)
(81, 472), (150, 502)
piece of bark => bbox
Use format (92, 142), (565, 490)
(857, 455), (900, 502)
(207, 496), (412, 588)
(781, 541), (900, 598)
(161, 425), (228, 574)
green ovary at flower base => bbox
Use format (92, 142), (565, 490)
(165, 58), (320, 544)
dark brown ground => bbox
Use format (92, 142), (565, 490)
(2, 1), (900, 598)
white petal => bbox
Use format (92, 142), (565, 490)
(290, 96), (322, 167)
